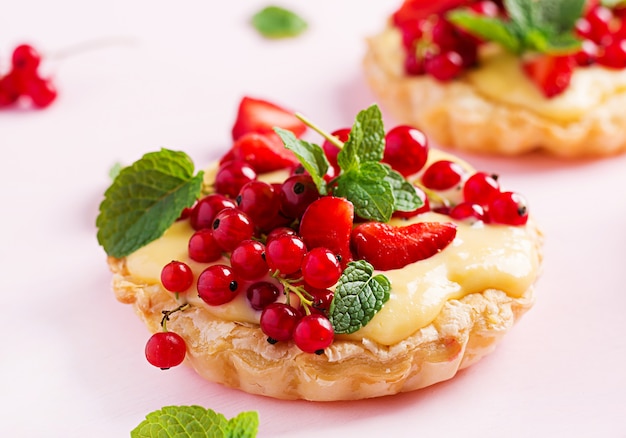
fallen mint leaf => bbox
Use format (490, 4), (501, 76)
(251, 6), (308, 39)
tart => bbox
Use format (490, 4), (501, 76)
(363, 0), (626, 157)
(98, 96), (543, 401)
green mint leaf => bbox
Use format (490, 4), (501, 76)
(274, 127), (329, 195)
(504, 0), (534, 30)
(532, 0), (585, 34)
(337, 104), (385, 171)
(251, 6), (307, 39)
(447, 11), (523, 53)
(602, 0), (626, 7)
(329, 260), (391, 334)
(541, 32), (582, 54)
(131, 405), (259, 438)
(96, 148), (203, 258)
(108, 162), (122, 180)
(383, 166), (423, 213)
(335, 163), (395, 222)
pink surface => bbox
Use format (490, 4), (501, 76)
(2, 1), (625, 436)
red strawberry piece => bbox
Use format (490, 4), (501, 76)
(231, 96), (307, 141)
(220, 132), (298, 173)
(392, 0), (472, 27)
(351, 221), (457, 271)
(521, 55), (575, 98)
(298, 197), (354, 268)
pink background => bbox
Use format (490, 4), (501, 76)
(2, 1), (625, 436)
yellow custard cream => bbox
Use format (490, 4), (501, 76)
(125, 208), (540, 346)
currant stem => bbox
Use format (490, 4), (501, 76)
(295, 112), (344, 150)
(160, 303), (190, 332)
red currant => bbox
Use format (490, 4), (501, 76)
(160, 260), (194, 293)
(188, 229), (223, 263)
(279, 174), (320, 219)
(421, 160), (465, 190)
(236, 180), (281, 230)
(214, 161), (257, 198)
(383, 125), (429, 177)
(25, 76), (57, 108)
(12, 44), (41, 73)
(463, 172), (500, 205)
(425, 51), (463, 82)
(265, 234), (307, 275)
(260, 303), (301, 342)
(489, 191), (529, 225)
(246, 281), (280, 310)
(293, 314), (334, 354)
(301, 247), (342, 289)
(0, 72), (23, 106)
(449, 202), (487, 223)
(190, 194), (236, 230)
(266, 226), (297, 243)
(309, 288), (334, 314)
(230, 240), (269, 280)
(145, 331), (186, 369)
(197, 264), (239, 306)
(322, 128), (350, 176)
(211, 208), (254, 252)
(598, 39), (626, 69)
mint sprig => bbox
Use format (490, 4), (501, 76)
(275, 104), (422, 222)
(448, 0), (585, 55)
(251, 6), (308, 39)
(329, 260), (391, 334)
(131, 405), (258, 438)
(96, 148), (204, 258)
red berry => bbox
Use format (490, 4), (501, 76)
(25, 76), (57, 108)
(421, 160), (465, 190)
(425, 51), (463, 82)
(12, 44), (41, 73)
(488, 191), (529, 225)
(260, 303), (301, 342)
(188, 229), (223, 263)
(574, 39), (599, 66)
(265, 234), (307, 275)
(293, 314), (334, 354)
(585, 5), (613, 44)
(225, 132), (299, 173)
(231, 240), (269, 280)
(322, 128), (350, 176)
(211, 208), (254, 252)
(0, 72), (24, 106)
(197, 264), (239, 306)
(160, 260), (194, 293)
(449, 202), (487, 223)
(266, 226), (297, 243)
(231, 96), (307, 141)
(383, 125), (429, 177)
(598, 39), (626, 69)
(190, 194), (236, 230)
(145, 331), (186, 369)
(301, 247), (342, 289)
(309, 288), (334, 314)
(279, 174), (320, 219)
(522, 55), (575, 98)
(246, 281), (280, 310)
(236, 180), (281, 231)
(463, 172), (500, 205)
(214, 161), (257, 198)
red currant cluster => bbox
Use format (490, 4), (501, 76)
(574, 3), (626, 69)
(0, 44), (57, 109)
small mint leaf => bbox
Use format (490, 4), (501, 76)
(335, 164), (395, 222)
(504, 0), (534, 31)
(329, 260), (391, 334)
(533, 0), (585, 34)
(96, 148), (203, 258)
(108, 162), (122, 180)
(131, 405), (258, 438)
(383, 167), (423, 212)
(447, 11), (522, 53)
(337, 104), (385, 171)
(251, 6), (307, 39)
(275, 127), (329, 195)
(541, 32), (582, 54)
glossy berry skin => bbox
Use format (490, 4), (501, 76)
(463, 172), (500, 206)
(279, 174), (320, 219)
(322, 128), (351, 176)
(449, 202), (487, 223)
(145, 331), (186, 369)
(309, 288), (334, 314)
(265, 234), (307, 275)
(598, 39), (626, 69)
(211, 208), (254, 252)
(0, 72), (22, 106)
(421, 160), (465, 190)
(230, 240), (268, 280)
(236, 180), (281, 231)
(231, 96), (307, 141)
(187, 229), (223, 263)
(383, 125), (429, 177)
(293, 314), (334, 354)
(260, 303), (301, 342)
(190, 194), (236, 230)
(266, 226), (297, 243)
(12, 44), (41, 73)
(197, 264), (239, 306)
(214, 161), (257, 198)
(393, 185), (430, 219)
(425, 51), (464, 82)
(160, 261), (194, 293)
(301, 247), (342, 289)
(489, 191), (529, 226)
(246, 281), (280, 310)
(25, 76), (57, 108)
(225, 131), (299, 173)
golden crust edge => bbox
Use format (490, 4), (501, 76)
(363, 30), (626, 158)
(106, 222), (543, 401)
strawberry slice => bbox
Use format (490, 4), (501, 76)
(351, 221), (457, 271)
(392, 0), (472, 27)
(231, 96), (307, 140)
(220, 132), (298, 173)
(521, 55), (575, 98)
(299, 197), (354, 268)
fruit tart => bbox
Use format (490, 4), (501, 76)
(97, 96), (543, 401)
(364, 0), (626, 157)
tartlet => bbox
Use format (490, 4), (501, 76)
(363, 0), (626, 158)
(99, 97), (543, 401)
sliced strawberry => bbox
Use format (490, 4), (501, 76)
(521, 55), (575, 98)
(392, 0), (472, 27)
(351, 221), (457, 271)
(231, 96), (307, 141)
(298, 197), (354, 268)
(220, 132), (298, 173)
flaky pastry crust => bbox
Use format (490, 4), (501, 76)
(108, 221), (542, 401)
(363, 28), (626, 158)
